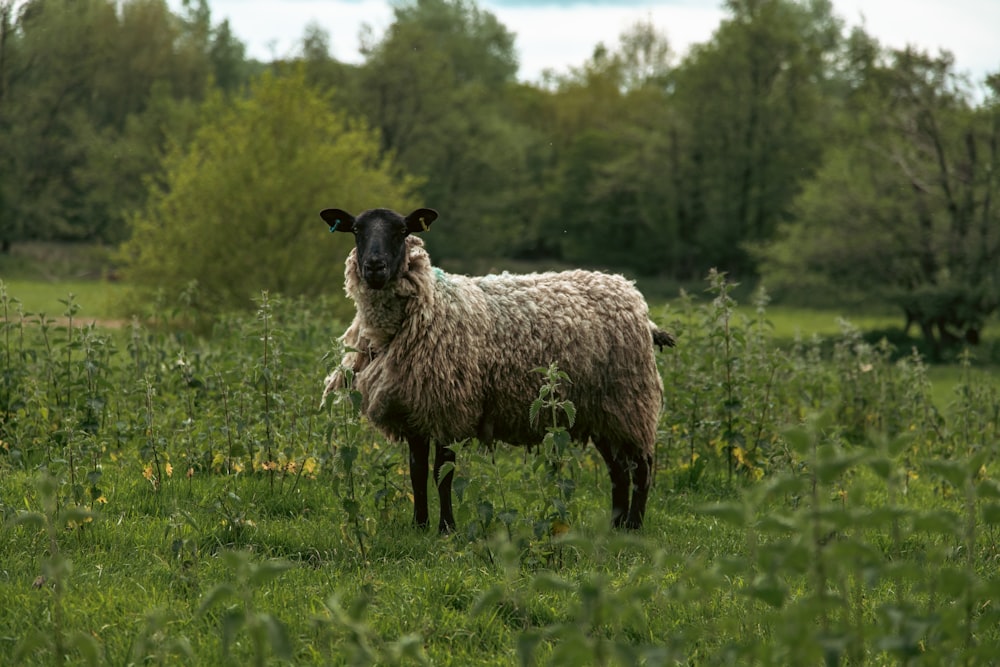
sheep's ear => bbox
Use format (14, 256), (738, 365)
(321, 208), (356, 233)
(405, 208), (438, 233)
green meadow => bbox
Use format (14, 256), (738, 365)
(1, 271), (999, 665)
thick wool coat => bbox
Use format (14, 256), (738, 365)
(325, 236), (663, 456)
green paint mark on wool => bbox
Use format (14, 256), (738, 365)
(432, 267), (446, 282)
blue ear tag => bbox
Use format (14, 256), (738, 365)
(329, 219), (340, 232)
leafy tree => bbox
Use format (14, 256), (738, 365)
(669, 0), (843, 276)
(0, 0), (250, 251)
(758, 40), (1000, 353)
(528, 22), (684, 275)
(350, 0), (531, 261)
(120, 70), (420, 314)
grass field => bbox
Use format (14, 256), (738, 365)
(1, 273), (1000, 664)
(1, 279), (127, 320)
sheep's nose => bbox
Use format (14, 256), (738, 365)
(364, 258), (387, 272)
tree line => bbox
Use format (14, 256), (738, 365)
(2, 0), (998, 350)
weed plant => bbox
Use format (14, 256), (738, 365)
(1, 277), (999, 665)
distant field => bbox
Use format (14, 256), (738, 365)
(0, 279), (126, 320)
(2, 275), (996, 411)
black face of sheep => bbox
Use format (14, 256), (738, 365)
(320, 207), (438, 290)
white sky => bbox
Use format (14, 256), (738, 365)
(193, 0), (999, 87)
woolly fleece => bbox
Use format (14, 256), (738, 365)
(325, 236), (663, 457)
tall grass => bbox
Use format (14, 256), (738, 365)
(1, 276), (999, 665)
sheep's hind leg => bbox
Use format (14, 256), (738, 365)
(594, 439), (631, 529)
(434, 441), (457, 533)
(408, 436), (431, 528)
(624, 452), (652, 530)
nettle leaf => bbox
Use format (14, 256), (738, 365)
(60, 506), (98, 527)
(926, 460), (968, 488)
(528, 398), (542, 425)
(867, 456), (893, 480)
(977, 479), (1000, 499)
(560, 401), (576, 427)
(697, 502), (748, 528)
(13, 511), (46, 530)
(470, 585), (504, 618)
(913, 509), (961, 536)
(757, 474), (807, 503)
(260, 614), (292, 661)
(782, 426), (813, 456)
(816, 452), (864, 484)
(342, 498), (360, 519)
(887, 432), (915, 457)
(936, 566), (975, 597)
(249, 559), (292, 586)
(748, 573), (788, 608)
(198, 583), (237, 615)
(437, 461), (456, 482)
(981, 503), (1000, 526)
(755, 513), (797, 535)
(517, 630), (543, 667)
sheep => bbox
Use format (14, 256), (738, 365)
(320, 206), (674, 532)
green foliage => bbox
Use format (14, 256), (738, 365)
(757, 42), (1000, 353)
(3, 0), (998, 341)
(347, 0), (531, 261)
(120, 69), (419, 315)
(0, 0), (244, 250)
(0, 277), (999, 664)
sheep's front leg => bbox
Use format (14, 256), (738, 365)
(434, 442), (457, 533)
(408, 436), (431, 528)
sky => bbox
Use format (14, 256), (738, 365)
(193, 0), (1000, 88)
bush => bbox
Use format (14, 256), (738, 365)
(119, 69), (420, 317)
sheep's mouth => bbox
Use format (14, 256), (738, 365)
(362, 269), (391, 290)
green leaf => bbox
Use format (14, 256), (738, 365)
(926, 460), (968, 488)
(560, 401), (576, 427)
(977, 479), (1000, 499)
(437, 461), (456, 482)
(748, 574), (787, 608)
(68, 630), (102, 667)
(391, 634), (430, 667)
(261, 614), (292, 660)
(981, 503), (1000, 526)
(342, 498), (360, 520)
(470, 585), (505, 618)
(528, 398), (542, 426)
(198, 583), (236, 615)
(221, 607), (246, 654)
(867, 456), (893, 480)
(697, 502), (747, 528)
(913, 510), (962, 536)
(816, 453), (863, 484)
(755, 513), (797, 535)
(516, 629), (543, 667)
(532, 571), (575, 593)
(782, 426), (813, 455)
(887, 432), (914, 457)
(60, 506), (97, 526)
(249, 559), (292, 586)
(13, 511), (46, 530)
(936, 567), (975, 597)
